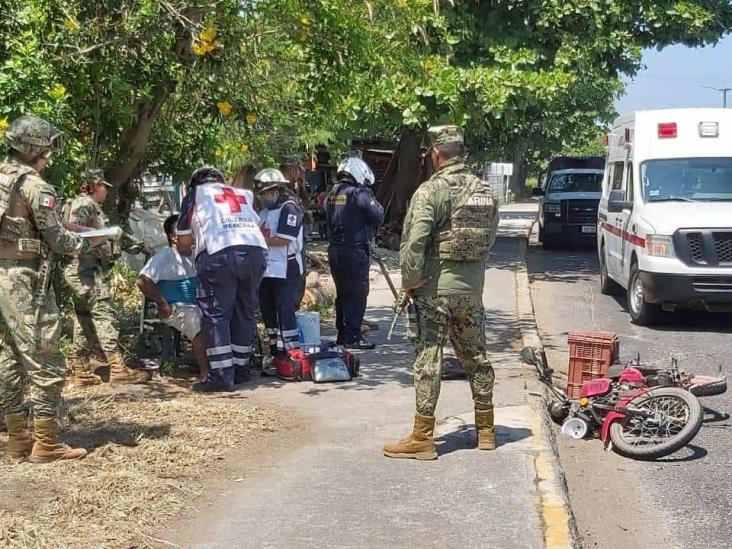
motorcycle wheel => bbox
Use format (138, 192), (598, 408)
(609, 387), (702, 460)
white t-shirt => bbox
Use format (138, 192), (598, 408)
(139, 247), (197, 304)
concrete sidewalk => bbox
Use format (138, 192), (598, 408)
(169, 206), (570, 549)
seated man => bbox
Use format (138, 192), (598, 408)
(136, 215), (209, 380)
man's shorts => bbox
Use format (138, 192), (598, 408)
(162, 304), (201, 341)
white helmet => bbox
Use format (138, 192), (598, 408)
(254, 168), (289, 193)
(336, 157), (375, 186)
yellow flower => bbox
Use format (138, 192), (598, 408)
(240, 143), (249, 155)
(395, 0), (408, 8)
(200, 27), (218, 43)
(0, 117), (8, 139)
(215, 147), (224, 158)
(50, 84), (67, 99)
(217, 100), (233, 117)
(299, 15), (310, 26)
(63, 18), (80, 32)
(245, 113), (257, 125)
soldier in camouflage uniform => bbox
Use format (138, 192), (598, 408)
(384, 125), (499, 460)
(0, 116), (107, 462)
(64, 169), (151, 386)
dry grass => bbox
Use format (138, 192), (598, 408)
(0, 379), (285, 548)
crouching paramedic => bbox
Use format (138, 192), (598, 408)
(136, 214), (209, 381)
(384, 125), (499, 460)
(177, 166), (267, 392)
(255, 168), (305, 362)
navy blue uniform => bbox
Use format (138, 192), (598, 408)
(325, 182), (384, 344)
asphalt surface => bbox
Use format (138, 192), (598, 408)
(528, 241), (732, 549)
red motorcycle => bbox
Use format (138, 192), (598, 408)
(521, 347), (704, 460)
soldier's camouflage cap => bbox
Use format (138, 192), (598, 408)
(427, 125), (464, 148)
(81, 168), (112, 187)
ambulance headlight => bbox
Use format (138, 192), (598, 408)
(645, 235), (675, 258)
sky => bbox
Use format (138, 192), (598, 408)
(615, 34), (732, 113)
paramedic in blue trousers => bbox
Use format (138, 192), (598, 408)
(177, 166), (268, 392)
(255, 168), (305, 368)
(325, 157), (384, 350)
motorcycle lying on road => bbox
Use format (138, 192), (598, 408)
(521, 347), (706, 460)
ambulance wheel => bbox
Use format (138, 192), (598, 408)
(599, 244), (622, 296)
(628, 262), (660, 326)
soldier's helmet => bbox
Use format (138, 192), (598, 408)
(254, 168), (289, 194)
(80, 168), (112, 187)
(5, 116), (65, 156)
(336, 157), (374, 186)
(189, 165), (225, 187)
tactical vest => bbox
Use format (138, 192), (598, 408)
(0, 158), (43, 258)
(432, 177), (499, 262)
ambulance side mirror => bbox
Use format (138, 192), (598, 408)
(607, 190), (632, 213)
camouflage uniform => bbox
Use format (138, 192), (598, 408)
(399, 126), (499, 417)
(64, 192), (145, 361)
(0, 156), (89, 419)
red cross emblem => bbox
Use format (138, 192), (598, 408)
(214, 188), (247, 213)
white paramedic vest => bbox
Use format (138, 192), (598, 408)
(259, 201), (303, 279)
(192, 184), (266, 256)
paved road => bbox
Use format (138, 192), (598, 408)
(528, 242), (732, 549)
(167, 236), (554, 549)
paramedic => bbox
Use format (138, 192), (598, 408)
(255, 168), (305, 363)
(177, 166), (267, 392)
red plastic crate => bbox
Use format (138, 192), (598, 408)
(566, 331), (619, 398)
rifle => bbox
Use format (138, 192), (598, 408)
(33, 246), (53, 342)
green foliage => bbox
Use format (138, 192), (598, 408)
(2, 0), (731, 193)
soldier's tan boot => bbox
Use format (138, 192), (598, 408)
(108, 352), (149, 384)
(383, 414), (438, 460)
(69, 356), (102, 387)
(476, 408), (497, 450)
(4, 413), (34, 459)
(29, 418), (87, 463)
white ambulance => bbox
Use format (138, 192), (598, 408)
(598, 108), (732, 325)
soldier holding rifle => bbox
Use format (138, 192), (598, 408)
(384, 125), (499, 460)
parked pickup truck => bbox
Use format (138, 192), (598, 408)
(533, 156), (605, 249)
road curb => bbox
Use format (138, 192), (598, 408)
(514, 225), (580, 549)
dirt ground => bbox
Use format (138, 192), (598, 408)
(0, 378), (295, 549)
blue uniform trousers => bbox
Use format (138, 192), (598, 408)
(258, 259), (301, 354)
(328, 245), (370, 344)
(196, 245), (265, 388)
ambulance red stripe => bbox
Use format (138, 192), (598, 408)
(600, 222), (646, 247)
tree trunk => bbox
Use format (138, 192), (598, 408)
(106, 8), (202, 213)
(375, 127), (424, 229)
(510, 148), (530, 200)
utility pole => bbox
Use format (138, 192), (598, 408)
(702, 86), (732, 108)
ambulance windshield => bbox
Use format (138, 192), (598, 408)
(642, 158), (732, 202)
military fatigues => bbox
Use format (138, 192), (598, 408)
(400, 156), (499, 417)
(64, 194), (145, 360)
(325, 181), (384, 344)
(0, 156), (89, 419)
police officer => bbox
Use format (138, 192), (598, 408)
(177, 166), (267, 392)
(0, 116), (106, 462)
(64, 168), (152, 386)
(255, 168), (305, 363)
(325, 157), (384, 349)
(383, 125), (499, 460)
